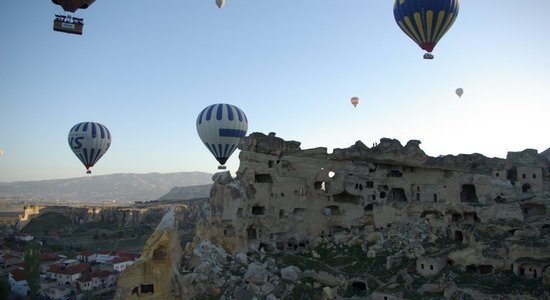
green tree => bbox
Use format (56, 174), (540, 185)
(24, 241), (41, 300)
(0, 278), (9, 300)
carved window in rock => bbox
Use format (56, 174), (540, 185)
(387, 170), (403, 177)
(268, 161), (274, 168)
(463, 212), (480, 223)
(334, 191), (363, 204)
(351, 281), (366, 291)
(293, 208), (305, 219)
(366, 181), (374, 188)
(522, 183), (532, 193)
(388, 188), (407, 202)
(224, 226), (235, 237)
(153, 245), (167, 260)
(279, 209), (285, 219)
(460, 184), (479, 203)
(364, 204), (373, 212)
(247, 226), (257, 239)
(251, 206), (265, 215)
(322, 205), (341, 216)
(141, 284), (154, 294)
(255, 174), (273, 183)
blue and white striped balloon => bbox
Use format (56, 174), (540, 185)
(196, 103), (248, 169)
(68, 122), (111, 174)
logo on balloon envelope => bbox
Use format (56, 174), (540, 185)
(68, 122), (111, 174)
(219, 129), (247, 138)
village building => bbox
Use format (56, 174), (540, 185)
(77, 250), (97, 263)
(46, 262), (90, 285)
(76, 270), (116, 293)
(9, 269), (29, 297)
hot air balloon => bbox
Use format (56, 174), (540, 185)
(455, 88), (463, 98)
(68, 122), (111, 174)
(52, 0), (96, 35)
(351, 97), (360, 108)
(216, 0), (225, 8)
(196, 103), (248, 169)
(393, 0), (460, 59)
(0, 148), (4, 157)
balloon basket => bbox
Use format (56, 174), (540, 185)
(53, 15), (84, 35)
(86, 170), (91, 174)
(218, 165), (227, 170)
(423, 53), (434, 60)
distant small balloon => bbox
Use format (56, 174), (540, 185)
(456, 88), (464, 98)
(0, 148), (3, 157)
(216, 0), (225, 8)
(350, 97), (360, 108)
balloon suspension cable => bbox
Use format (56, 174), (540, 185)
(423, 53), (434, 60)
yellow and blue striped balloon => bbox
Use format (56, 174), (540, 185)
(393, 0), (460, 55)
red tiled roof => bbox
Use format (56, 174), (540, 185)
(40, 252), (59, 261)
(47, 263), (90, 275)
(2, 253), (21, 260)
(77, 270), (114, 282)
(10, 269), (27, 282)
(111, 257), (132, 264)
(77, 251), (95, 257)
(114, 251), (140, 260)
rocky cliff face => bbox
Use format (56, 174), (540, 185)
(19, 198), (205, 229)
(117, 132), (550, 299)
(201, 132), (549, 254)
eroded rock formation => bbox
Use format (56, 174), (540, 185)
(114, 207), (184, 299)
(120, 132), (550, 299)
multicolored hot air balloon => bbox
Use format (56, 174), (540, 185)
(351, 97), (360, 108)
(52, 0), (96, 35)
(393, 0), (460, 59)
(68, 122), (111, 174)
(456, 88), (463, 98)
(196, 103), (248, 169)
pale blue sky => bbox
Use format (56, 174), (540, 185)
(1, 1), (549, 182)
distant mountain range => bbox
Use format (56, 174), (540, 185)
(0, 172), (213, 205)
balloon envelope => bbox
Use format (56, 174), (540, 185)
(456, 88), (463, 97)
(196, 103), (248, 169)
(52, 0), (96, 13)
(216, 0), (225, 8)
(393, 0), (460, 53)
(68, 122), (111, 173)
(351, 97), (360, 108)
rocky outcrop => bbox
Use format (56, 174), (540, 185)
(114, 207), (184, 299)
(200, 132), (549, 256)
(119, 132), (550, 299)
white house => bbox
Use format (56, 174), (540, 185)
(9, 269), (29, 297)
(46, 262), (90, 284)
(76, 270), (116, 292)
(111, 257), (134, 272)
(76, 251), (97, 263)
